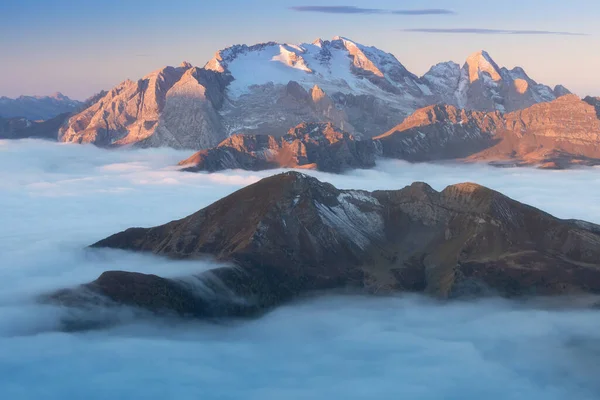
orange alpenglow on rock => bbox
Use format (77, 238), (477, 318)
(57, 37), (569, 150)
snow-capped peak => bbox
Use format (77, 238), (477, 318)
(202, 36), (422, 101)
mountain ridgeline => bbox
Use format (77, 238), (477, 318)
(51, 172), (600, 324)
(58, 36), (570, 150)
(0, 92), (82, 120)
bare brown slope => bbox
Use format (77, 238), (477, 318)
(52, 172), (600, 324)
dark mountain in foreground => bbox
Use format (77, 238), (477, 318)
(51, 172), (600, 322)
(179, 122), (377, 173)
(0, 92), (82, 120)
(182, 95), (600, 172)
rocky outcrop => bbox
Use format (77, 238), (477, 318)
(179, 122), (377, 173)
(0, 92), (82, 120)
(0, 113), (71, 140)
(51, 172), (600, 322)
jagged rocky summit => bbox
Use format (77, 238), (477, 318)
(58, 36), (568, 149)
(51, 172), (600, 325)
(179, 122), (378, 173)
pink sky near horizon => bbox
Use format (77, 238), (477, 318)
(1, 0), (598, 100)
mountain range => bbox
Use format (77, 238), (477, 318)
(57, 36), (570, 149)
(50, 172), (600, 326)
(180, 94), (600, 171)
(0, 92), (82, 120)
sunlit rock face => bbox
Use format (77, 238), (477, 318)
(60, 38), (566, 149)
(59, 63), (230, 149)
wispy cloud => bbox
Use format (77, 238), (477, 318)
(390, 9), (455, 15)
(402, 28), (587, 36)
(290, 6), (454, 15)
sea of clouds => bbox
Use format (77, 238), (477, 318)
(1, 139), (600, 399)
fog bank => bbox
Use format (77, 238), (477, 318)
(1, 139), (600, 399)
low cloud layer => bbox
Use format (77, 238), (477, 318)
(290, 6), (454, 15)
(1, 139), (600, 398)
(403, 28), (586, 36)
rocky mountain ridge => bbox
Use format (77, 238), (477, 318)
(58, 36), (569, 149)
(51, 172), (600, 325)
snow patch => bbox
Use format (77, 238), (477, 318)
(315, 195), (383, 250)
(338, 191), (380, 206)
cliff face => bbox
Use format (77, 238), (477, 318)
(59, 64), (230, 149)
(51, 172), (600, 322)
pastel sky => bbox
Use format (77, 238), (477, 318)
(1, 0), (598, 100)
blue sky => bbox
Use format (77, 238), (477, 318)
(1, 0), (598, 99)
